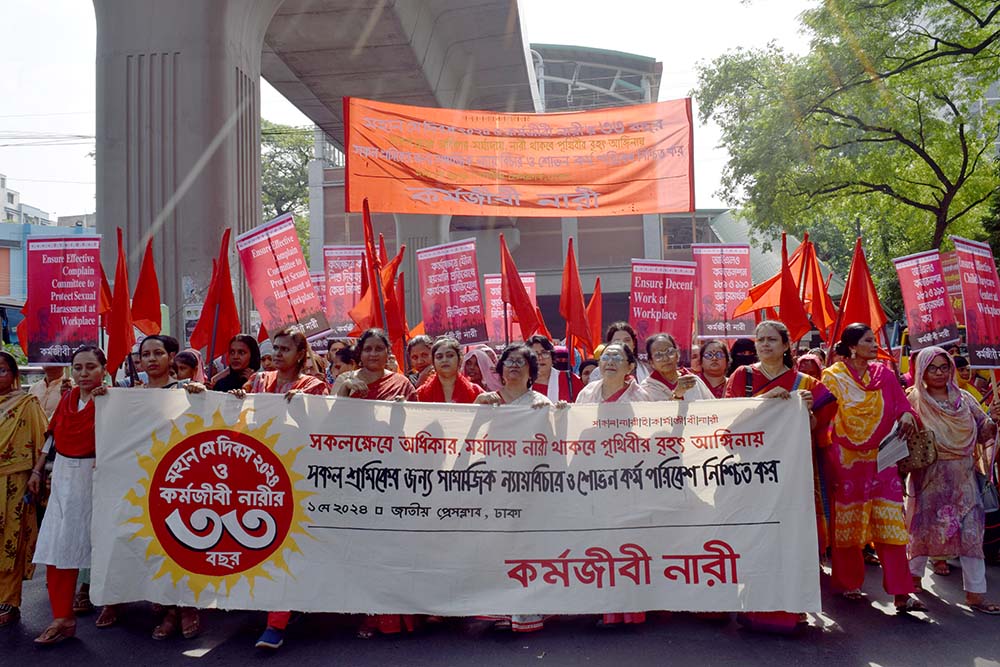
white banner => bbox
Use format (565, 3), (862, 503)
(92, 390), (820, 614)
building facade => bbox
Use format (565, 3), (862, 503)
(0, 174), (53, 225)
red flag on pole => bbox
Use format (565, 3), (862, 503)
(586, 277), (603, 357)
(349, 244), (405, 335)
(829, 238), (888, 345)
(534, 306), (553, 341)
(257, 322), (269, 344)
(798, 235), (837, 338)
(732, 238), (806, 318)
(499, 233), (539, 340)
(190, 228), (241, 362)
(107, 228), (136, 378)
(131, 237), (162, 335)
(98, 266), (113, 329)
(776, 233), (812, 342)
(378, 233), (389, 265)
(560, 237), (592, 355)
(16, 300), (30, 352)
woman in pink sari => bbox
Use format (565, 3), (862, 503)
(821, 323), (924, 613)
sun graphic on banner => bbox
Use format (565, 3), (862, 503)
(123, 408), (313, 601)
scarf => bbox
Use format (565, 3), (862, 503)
(48, 386), (96, 458)
(0, 390), (49, 475)
(463, 348), (502, 391)
(416, 372), (483, 404)
(907, 346), (977, 460)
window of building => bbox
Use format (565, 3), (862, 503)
(5, 193), (13, 205)
(0, 248), (10, 295)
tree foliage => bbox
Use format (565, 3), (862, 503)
(695, 0), (1000, 308)
(260, 119), (312, 261)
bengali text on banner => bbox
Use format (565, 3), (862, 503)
(892, 250), (959, 351)
(345, 97), (694, 217)
(26, 236), (101, 364)
(939, 251), (965, 327)
(322, 246), (364, 337)
(236, 214), (331, 341)
(415, 239), (487, 344)
(483, 273), (537, 343)
(692, 244), (754, 340)
(951, 236), (1000, 368)
(91, 390), (819, 615)
(629, 259), (696, 363)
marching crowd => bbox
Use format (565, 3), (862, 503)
(0, 318), (998, 649)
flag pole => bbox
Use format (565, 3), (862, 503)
(503, 301), (510, 346)
(206, 302), (220, 383)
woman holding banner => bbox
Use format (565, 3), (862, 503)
(463, 347), (501, 392)
(905, 347), (999, 613)
(228, 327), (328, 651)
(0, 352), (49, 629)
(695, 339), (730, 398)
(723, 320), (838, 633)
(414, 337), (483, 404)
(821, 323), (925, 614)
(209, 334), (261, 392)
(333, 329), (415, 402)
(527, 335), (584, 402)
(639, 334), (713, 401)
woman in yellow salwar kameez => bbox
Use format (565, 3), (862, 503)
(0, 351), (51, 627)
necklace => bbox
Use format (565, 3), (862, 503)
(758, 363), (785, 380)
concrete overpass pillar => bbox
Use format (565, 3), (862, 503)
(393, 213), (452, 328)
(643, 213), (662, 259)
(93, 0), (284, 339)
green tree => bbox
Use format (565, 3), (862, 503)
(695, 1), (1000, 295)
(261, 119), (313, 261)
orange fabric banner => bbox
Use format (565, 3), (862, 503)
(345, 97), (694, 217)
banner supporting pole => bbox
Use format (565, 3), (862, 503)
(504, 301), (510, 346)
(206, 302), (221, 382)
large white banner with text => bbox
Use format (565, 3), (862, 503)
(92, 390), (820, 614)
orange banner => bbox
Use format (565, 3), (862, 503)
(345, 97), (694, 217)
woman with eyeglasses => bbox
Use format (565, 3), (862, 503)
(526, 335), (584, 403)
(723, 320), (838, 632)
(905, 347), (998, 613)
(587, 322), (651, 385)
(696, 339), (730, 399)
(639, 334), (713, 402)
(821, 323), (924, 614)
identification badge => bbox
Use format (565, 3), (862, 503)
(66, 458), (81, 468)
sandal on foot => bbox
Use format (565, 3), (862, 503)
(73, 589), (94, 615)
(152, 609), (179, 640)
(34, 622), (76, 646)
(842, 589), (865, 601)
(912, 576), (925, 592)
(969, 601), (1000, 615)
(0, 604), (20, 627)
(95, 605), (119, 629)
(932, 561), (950, 576)
(356, 628), (376, 640)
(180, 608), (201, 639)
(895, 598), (928, 614)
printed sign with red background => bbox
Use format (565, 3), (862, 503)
(236, 214), (331, 341)
(952, 236), (1000, 368)
(415, 239), (487, 344)
(692, 244), (755, 340)
(939, 251), (965, 326)
(322, 246), (364, 337)
(310, 272), (326, 314)
(26, 236), (101, 364)
(629, 260), (696, 365)
(483, 273), (537, 343)
(892, 250), (959, 350)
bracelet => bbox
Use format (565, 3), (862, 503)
(30, 470), (41, 477)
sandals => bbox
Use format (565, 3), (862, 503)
(95, 604), (119, 629)
(180, 607), (201, 639)
(968, 598), (1000, 615)
(152, 608), (179, 640)
(895, 597), (928, 614)
(842, 589), (865, 601)
(932, 560), (951, 576)
(73, 588), (94, 615)
(0, 604), (20, 627)
(34, 621), (77, 646)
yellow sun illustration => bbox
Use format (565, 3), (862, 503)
(123, 407), (314, 601)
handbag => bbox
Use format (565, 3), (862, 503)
(977, 439), (999, 514)
(896, 428), (938, 475)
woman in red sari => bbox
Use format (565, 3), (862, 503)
(333, 329), (415, 402)
(695, 339), (729, 399)
(414, 337), (483, 404)
(723, 320), (837, 632)
(639, 334), (713, 402)
(527, 335), (584, 402)
(230, 328), (328, 651)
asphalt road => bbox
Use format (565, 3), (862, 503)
(3, 562), (999, 666)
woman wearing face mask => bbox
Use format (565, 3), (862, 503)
(527, 335), (584, 403)
(821, 323), (924, 614)
(414, 337), (483, 404)
(209, 334), (261, 392)
(905, 347), (999, 613)
(639, 334), (713, 402)
(574, 342), (650, 626)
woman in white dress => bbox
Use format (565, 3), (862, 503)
(639, 334), (713, 402)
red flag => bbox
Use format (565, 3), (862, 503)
(378, 233), (389, 265)
(349, 199), (386, 332)
(98, 266), (113, 329)
(830, 238), (888, 345)
(131, 237), (162, 335)
(384, 264), (408, 364)
(560, 237), (592, 355)
(257, 322), (269, 344)
(349, 244), (405, 334)
(190, 228), (241, 362)
(395, 272), (410, 340)
(499, 233), (539, 340)
(534, 306), (553, 341)
(586, 277), (603, 357)
(776, 233), (812, 342)
(798, 235), (837, 337)
(732, 238), (806, 318)
(107, 228), (136, 377)
(16, 299), (30, 352)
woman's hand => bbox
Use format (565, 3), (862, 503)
(673, 375), (697, 399)
(475, 392), (501, 405)
(334, 372), (368, 397)
(797, 389), (814, 411)
(758, 387), (790, 399)
(27, 469), (42, 495)
(91, 385), (109, 396)
(229, 389), (246, 399)
(530, 396), (550, 409)
(284, 389), (301, 403)
(184, 382), (206, 394)
(553, 400), (570, 410)
(898, 412), (918, 439)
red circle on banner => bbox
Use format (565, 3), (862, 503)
(148, 429), (294, 577)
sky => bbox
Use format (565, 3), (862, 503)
(0, 0), (813, 219)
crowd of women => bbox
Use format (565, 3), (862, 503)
(1, 317), (998, 649)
